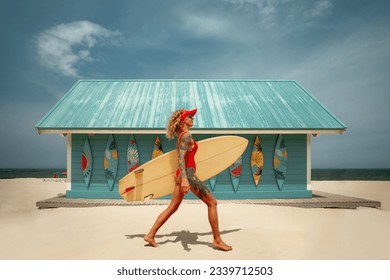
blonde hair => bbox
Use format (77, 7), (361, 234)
(166, 109), (185, 140)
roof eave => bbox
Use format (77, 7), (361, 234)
(36, 127), (347, 135)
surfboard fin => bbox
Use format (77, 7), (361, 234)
(121, 186), (135, 195)
(144, 194), (154, 201)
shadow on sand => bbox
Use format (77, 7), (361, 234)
(126, 229), (241, 252)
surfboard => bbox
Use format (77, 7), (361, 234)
(251, 136), (264, 187)
(118, 136), (248, 202)
(127, 134), (140, 173)
(81, 137), (92, 188)
(104, 134), (118, 191)
(208, 136), (218, 191)
(274, 134), (288, 190)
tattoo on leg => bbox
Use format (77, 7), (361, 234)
(187, 168), (209, 200)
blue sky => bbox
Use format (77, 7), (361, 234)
(0, 0), (389, 169)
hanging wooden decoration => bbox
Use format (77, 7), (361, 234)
(273, 134), (288, 190)
(81, 137), (93, 188)
(127, 134), (140, 173)
(209, 176), (217, 191)
(104, 134), (118, 191)
(152, 136), (164, 159)
(251, 136), (264, 187)
(230, 156), (242, 192)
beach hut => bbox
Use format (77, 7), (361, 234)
(35, 80), (346, 199)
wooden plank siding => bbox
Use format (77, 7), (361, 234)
(67, 134), (310, 199)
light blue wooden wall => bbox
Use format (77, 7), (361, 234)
(67, 134), (311, 199)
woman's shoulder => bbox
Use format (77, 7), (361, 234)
(178, 131), (192, 142)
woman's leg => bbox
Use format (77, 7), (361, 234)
(187, 169), (232, 251)
(144, 184), (184, 247)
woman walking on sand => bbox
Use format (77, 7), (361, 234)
(144, 108), (232, 251)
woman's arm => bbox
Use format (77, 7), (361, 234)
(178, 132), (191, 192)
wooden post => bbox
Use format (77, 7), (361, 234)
(307, 134), (312, 190)
(67, 134), (72, 191)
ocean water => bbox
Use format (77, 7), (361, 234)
(0, 169), (67, 179)
(1, 168), (389, 181)
(311, 169), (390, 181)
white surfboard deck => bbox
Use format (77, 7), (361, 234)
(118, 136), (248, 202)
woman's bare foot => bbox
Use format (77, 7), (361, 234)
(144, 235), (158, 247)
(213, 240), (232, 251)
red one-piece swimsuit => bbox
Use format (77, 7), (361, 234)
(175, 132), (198, 179)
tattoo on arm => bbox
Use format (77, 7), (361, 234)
(178, 133), (191, 180)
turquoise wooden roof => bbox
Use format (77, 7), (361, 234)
(36, 80), (347, 134)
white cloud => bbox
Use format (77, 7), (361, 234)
(36, 21), (121, 78)
(224, 0), (278, 28)
(176, 0), (335, 46)
(224, 0), (334, 29)
(305, 0), (333, 19)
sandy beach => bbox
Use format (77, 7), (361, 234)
(0, 178), (389, 260)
